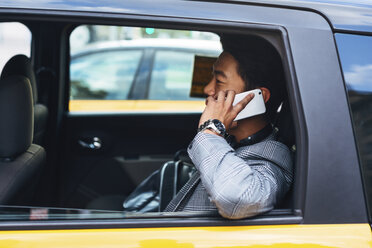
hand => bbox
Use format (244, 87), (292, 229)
(199, 90), (255, 131)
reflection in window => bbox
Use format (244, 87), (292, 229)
(70, 50), (142, 100)
(68, 25), (221, 112)
(149, 51), (194, 100)
(336, 33), (372, 221)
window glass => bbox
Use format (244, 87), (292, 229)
(149, 51), (194, 100)
(70, 50), (142, 100)
(336, 33), (372, 221)
(69, 25), (221, 112)
(0, 22), (31, 73)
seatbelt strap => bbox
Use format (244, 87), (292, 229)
(164, 171), (200, 212)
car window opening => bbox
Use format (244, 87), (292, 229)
(65, 25), (296, 219)
(0, 23), (296, 222)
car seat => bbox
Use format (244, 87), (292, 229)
(0, 55), (48, 146)
(122, 149), (195, 212)
(0, 75), (46, 205)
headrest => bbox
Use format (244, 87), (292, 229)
(0, 75), (33, 159)
(0, 54), (38, 102)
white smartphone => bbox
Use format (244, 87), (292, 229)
(233, 89), (266, 121)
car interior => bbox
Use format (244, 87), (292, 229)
(0, 21), (296, 220)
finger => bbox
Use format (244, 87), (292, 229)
(205, 96), (214, 105)
(225, 90), (236, 106)
(233, 93), (254, 113)
(240, 92), (255, 105)
(216, 90), (226, 102)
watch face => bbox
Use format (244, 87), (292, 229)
(212, 119), (223, 129)
(198, 119), (227, 137)
(211, 119), (225, 134)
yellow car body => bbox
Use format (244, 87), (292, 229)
(0, 224), (371, 247)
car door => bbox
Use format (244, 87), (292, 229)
(61, 27), (222, 210)
(336, 32), (372, 230)
(0, 0), (370, 247)
(55, 0), (369, 243)
(61, 56), (200, 210)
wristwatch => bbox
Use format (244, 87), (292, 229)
(198, 119), (227, 138)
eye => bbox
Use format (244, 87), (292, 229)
(216, 79), (224, 84)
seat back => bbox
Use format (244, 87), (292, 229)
(0, 75), (45, 205)
(159, 160), (195, 211)
(122, 150), (195, 212)
(1, 55), (48, 145)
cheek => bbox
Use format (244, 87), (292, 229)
(215, 84), (223, 91)
(241, 83), (247, 92)
(233, 79), (247, 93)
(238, 78), (247, 91)
(226, 74), (246, 93)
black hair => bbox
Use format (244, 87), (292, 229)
(220, 34), (286, 122)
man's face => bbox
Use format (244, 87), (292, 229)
(204, 51), (246, 98)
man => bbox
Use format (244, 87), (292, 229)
(165, 34), (293, 219)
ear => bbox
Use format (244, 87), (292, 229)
(259, 87), (271, 103)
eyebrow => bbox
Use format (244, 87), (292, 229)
(213, 69), (227, 79)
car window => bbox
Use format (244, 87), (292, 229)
(69, 25), (221, 113)
(70, 50), (143, 100)
(336, 33), (372, 221)
(0, 22), (31, 73)
(148, 50), (195, 100)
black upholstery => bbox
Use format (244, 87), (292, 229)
(121, 157), (195, 212)
(0, 144), (45, 205)
(159, 160), (195, 211)
(123, 169), (161, 212)
(0, 75), (45, 205)
(0, 76), (33, 158)
(0, 55), (38, 101)
(34, 104), (48, 145)
(0, 55), (48, 145)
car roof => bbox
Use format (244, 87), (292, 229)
(1, 0), (372, 33)
(71, 39), (222, 57)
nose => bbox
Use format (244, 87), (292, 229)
(203, 78), (215, 96)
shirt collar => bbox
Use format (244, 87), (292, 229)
(227, 124), (273, 148)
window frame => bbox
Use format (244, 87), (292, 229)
(12, 19), (305, 229)
(0, 0), (367, 230)
(59, 9), (368, 226)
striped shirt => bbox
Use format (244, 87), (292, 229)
(166, 131), (293, 219)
